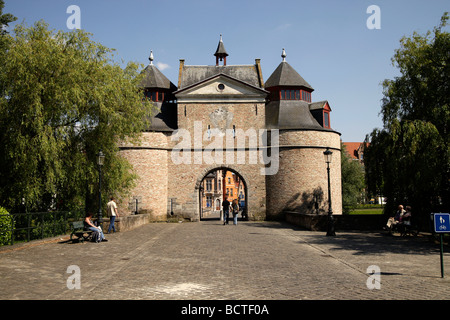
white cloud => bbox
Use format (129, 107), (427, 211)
(156, 62), (170, 70)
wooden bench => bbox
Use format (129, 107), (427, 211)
(70, 221), (93, 242)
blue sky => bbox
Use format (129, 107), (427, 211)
(4, 0), (449, 142)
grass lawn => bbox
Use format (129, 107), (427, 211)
(349, 208), (384, 215)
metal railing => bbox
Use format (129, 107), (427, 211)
(0, 210), (85, 246)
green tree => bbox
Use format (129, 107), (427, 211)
(0, 21), (155, 213)
(0, 0), (17, 52)
(341, 143), (365, 214)
(365, 13), (449, 227)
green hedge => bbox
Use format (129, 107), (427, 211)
(0, 207), (13, 246)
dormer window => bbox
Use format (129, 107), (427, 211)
(323, 111), (330, 128)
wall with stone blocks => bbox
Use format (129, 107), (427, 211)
(266, 130), (342, 219)
(118, 132), (169, 221)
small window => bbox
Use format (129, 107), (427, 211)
(324, 112), (330, 128)
(218, 83), (225, 91)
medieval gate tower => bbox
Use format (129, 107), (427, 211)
(119, 37), (342, 221)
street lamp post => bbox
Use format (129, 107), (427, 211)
(323, 148), (336, 236)
(97, 150), (105, 229)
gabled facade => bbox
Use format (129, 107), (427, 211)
(119, 37), (342, 221)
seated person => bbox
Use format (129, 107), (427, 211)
(401, 206), (412, 226)
(84, 212), (107, 242)
(386, 205), (405, 229)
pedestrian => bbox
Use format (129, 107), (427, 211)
(107, 197), (119, 233)
(402, 206), (412, 226)
(84, 212), (107, 242)
(395, 205), (405, 222)
(222, 197), (230, 225)
(386, 204), (404, 229)
(232, 198), (239, 225)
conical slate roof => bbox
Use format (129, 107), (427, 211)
(214, 34), (228, 58)
(140, 64), (177, 91)
(265, 61), (313, 91)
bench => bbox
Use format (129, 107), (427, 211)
(70, 221), (93, 242)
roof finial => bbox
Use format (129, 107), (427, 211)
(281, 48), (286, 62)
(214, 34), (228, 66)
(149, 50), (154, 65)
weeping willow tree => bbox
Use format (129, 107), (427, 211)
(365, 13), (449, 228)
(0, 21), (155, 212)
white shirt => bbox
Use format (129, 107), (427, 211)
(107, 200), (117, 217)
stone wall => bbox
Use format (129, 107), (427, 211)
(266, 129), (342, 219)
(118, 132), (170, 221)
(102, 214), (152, 232)
(167, 99), (269, 221)
(285, 211), (386, 231)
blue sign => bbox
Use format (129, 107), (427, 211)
(434, 213), (450, 233)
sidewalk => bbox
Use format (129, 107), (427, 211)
(0, 217), (449, 301)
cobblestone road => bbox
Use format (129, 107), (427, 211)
(1, 217), (449, 304)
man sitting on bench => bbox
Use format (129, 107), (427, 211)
(84, 212), (108, 242)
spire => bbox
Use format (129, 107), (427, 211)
(281, 48), (286, 62)
(149, 50), (154, 65)
(214, 34), (229, 66)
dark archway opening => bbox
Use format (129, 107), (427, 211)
(198, 167), (248, 221)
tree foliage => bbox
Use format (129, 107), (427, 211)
(0, 21), (154, 212)
(0, 0), (17, 52)
(365, 13), (449, 226)
(341, 143), (365, 214)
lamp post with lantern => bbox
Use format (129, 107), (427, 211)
(97, 150), (105, 229)
(323, 148), (336, 236)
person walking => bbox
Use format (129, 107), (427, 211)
(222, 197), (230, 225)
(232, 198), (239, 225)
(107, 197), (119, 233)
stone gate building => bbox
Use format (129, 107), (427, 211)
(119, 37), (342, 222)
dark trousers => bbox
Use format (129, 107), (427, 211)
(223, 210), (229, 224)
(108, 216), (116, 233)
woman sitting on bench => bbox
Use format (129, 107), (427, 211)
(84, 212), (108, 242)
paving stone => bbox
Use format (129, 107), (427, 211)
(0, 218), (449, 302)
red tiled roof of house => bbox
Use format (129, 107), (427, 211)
(342, 142), (364, 160)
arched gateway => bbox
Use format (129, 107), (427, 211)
(196, 166), (248, 221)
(118, 37), (342, 222)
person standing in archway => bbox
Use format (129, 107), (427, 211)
(222, 197), (230, 225)
(232, 198), (239, 225)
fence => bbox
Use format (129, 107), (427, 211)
(0, 210), (85, 246)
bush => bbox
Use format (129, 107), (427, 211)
(0, 207), (13, 246)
